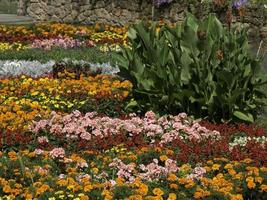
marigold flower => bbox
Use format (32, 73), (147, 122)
(247, 181), (256, 189)
(230, 194), (243, 200)
(212, 164), (221, 171)
(152, 188), (164, 196)
(159, 155), (168, 162)
(260, 184), (267, 192)
(167, 193), (177, 200)
(128, 195), (143, 200)
(169, 183), (179, 189)
(167, 173), (178, 182)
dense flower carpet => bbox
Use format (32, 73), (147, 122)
(0, 22), (266, 200)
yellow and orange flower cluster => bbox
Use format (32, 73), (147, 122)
(0, 75), (132, 132)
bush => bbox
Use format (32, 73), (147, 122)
(114, 13), (267, 123)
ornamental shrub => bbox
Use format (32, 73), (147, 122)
(114, 13), (267, 123)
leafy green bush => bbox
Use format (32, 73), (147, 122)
(114, 13), (267, 123)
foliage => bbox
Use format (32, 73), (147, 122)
(0, 47), (115, 64)
(114, 13), (267, 123)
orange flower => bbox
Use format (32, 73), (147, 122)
(153, 188), (164, 196)
(167, 173), (178, 182)
(169, 184), (179, 189)
(247, 181), (256, 189)
(136, 183), (148, 196)
(8, 151), (17, 161)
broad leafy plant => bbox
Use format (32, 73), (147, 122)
(114, 13), (267, 123)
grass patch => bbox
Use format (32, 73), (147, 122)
(0, 0), (17, 14)
(0, 47), (116, 64)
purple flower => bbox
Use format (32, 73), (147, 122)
(153, 0), (173, 7)
(233, 0), (249, 9)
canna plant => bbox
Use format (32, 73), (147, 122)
(114, 13), (267, 123)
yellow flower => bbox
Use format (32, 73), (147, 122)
(242, 158), (253, 164)
(116, 177), (125, 186)
(167, 193), (177, 200)
(92, 167), (99, 174)
(230, 194), (243, 200)
(246, 176), (254, 182)
(224, 163), (233, 169)
(185, 181), (195, 189)
(260, 167), (267, 172)
(255, 177), (263, 184)
(159, 155), (168, 162)
(152, 188), (164, 196)
(260, 184), (267, 192)
(136, 183), (148, 196)
(194, 188), (211, 199)
(128, 195), (143, 200)
(80, 196), (89, 200)
(212, 164), (221, 171)
(84, 184), (93, 192)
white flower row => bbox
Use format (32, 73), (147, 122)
(0, 60), (54, 78)
(0, 59), (120, 78)
(229, 135), (267, 150)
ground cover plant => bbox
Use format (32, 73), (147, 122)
(0, 11), (267, 200)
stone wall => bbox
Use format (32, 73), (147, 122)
(23, 0), (267, 41)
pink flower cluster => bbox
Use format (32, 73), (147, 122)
(49, 147), (65, 159)
(31, 37), (94, 50)
(31, 110), (221, 145)
(109, 158), (136, 182)
(186, 166), (206, 180)
(108, 157), (179, 182)
(139, 158), (179, 181)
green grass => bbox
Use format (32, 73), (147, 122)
(0, 0), (18, 14)
(0, 47), (116, 64)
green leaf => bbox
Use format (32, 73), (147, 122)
(233, 111), (254, 123)
(125, 100), (138, 110)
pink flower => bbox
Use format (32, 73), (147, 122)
(80, 132), (91, 141)
(34, 149), (44, 155)
(37, 136), (49, 144)
(49, 147), (65, 159)
(145, 111), (156, 120)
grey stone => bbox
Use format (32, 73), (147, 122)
(17, 0), (266, 42)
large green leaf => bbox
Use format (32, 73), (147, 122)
(233, 111), (254, 122)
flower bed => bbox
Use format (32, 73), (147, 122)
(0, 147), (266, 199)
(0, 75), (132, 133)
(0, 23), (126, 47)
(0, 16), (267, 200)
